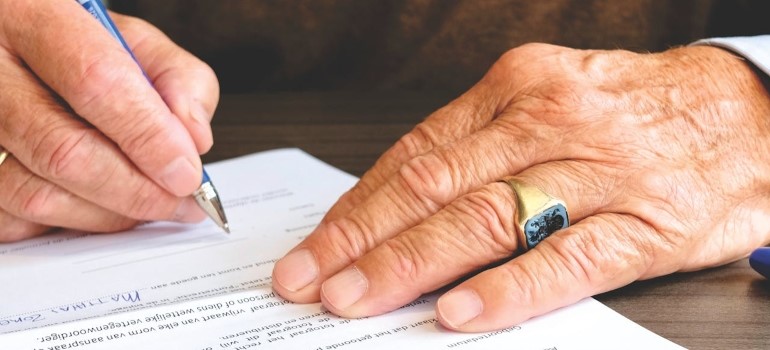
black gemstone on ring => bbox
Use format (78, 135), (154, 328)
(523, 204), (569, 249)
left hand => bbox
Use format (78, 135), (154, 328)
(272, 43), (770, 332)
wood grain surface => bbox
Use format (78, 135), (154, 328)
(204, 92), (770, 350)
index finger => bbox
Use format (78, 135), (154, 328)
(4, 0), (201, 196)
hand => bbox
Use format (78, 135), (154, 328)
(272, 43), (770, 331)
(0, 0), (219, 241)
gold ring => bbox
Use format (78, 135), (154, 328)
(499, 177), (569, 251)
(0, 147), (9, 168)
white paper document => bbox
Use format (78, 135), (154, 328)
(0, 148), (685, 349)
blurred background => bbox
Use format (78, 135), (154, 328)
(113, 0), (769, 96)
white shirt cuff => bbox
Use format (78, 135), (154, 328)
(693, 35), (770, 78)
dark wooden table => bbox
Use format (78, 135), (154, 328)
(204, 92), (770, 350)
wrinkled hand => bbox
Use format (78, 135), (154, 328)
(0, 0), (219, 241)
(273, 43), (770, 331)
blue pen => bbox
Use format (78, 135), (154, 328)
(76, 0), (230, 233)
(750, 247), (770, 279)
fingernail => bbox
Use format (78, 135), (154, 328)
(437, 289), (483, 328)
(322, 267), (367, 310)
(274, 249), (319, 292)
(161, 157), (200, 196)
(174, 197), (206, 223)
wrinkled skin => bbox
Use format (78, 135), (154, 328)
(2, 1), (768, 333)
(273, 43), (770, 332)
(0, 0), (219, 240)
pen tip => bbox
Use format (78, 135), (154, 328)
(223, 223), (231, 234)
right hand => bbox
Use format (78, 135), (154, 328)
(0, 0), (220, 241)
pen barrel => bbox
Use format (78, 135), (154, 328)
(76, 0), (140, 63)
(202, 169), (211, 184)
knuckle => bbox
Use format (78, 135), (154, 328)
(393, 123), (439, 160)
(579, 49), (636, 77)
(316, 219), (375, 264)
(494, 43), (558, 72)
(13, 180), (56, 222)
(579, 50), (613, 74)
(196, 63), (220, 97)
(541, 231), (606, 286)
(499, 263), (539, 306)
(544, 216), (648, 286)
(33, 129), (98, 181)
(119, 117), (168, 158)
(378, 237), (426, 286)
(71, 53), (131, 115)
(452, 187), (517, 254)
(398, 152), (454, 207)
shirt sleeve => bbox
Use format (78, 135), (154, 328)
(693, 35), (770, 77)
